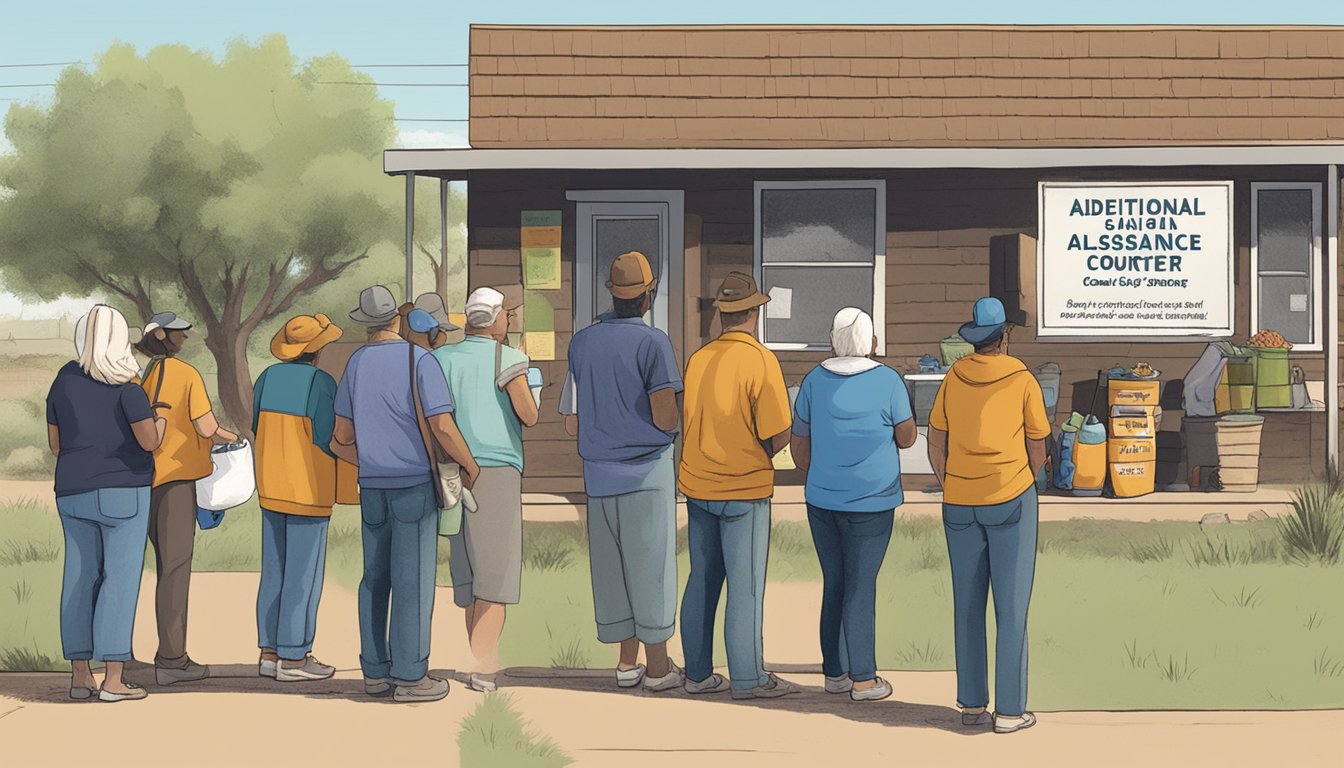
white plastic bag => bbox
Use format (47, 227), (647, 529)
(196, 440), (257, 511)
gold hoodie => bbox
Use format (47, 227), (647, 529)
(930, 353), (1051, 506)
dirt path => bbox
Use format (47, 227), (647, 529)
(1, 572), (1341, 767)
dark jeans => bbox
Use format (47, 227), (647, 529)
(806, 504), (894, 683)
(357, 482), (439, 685)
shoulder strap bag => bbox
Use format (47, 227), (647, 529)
(408, 342), (464, 517)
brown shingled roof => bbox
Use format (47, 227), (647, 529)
(467, 25), (1344, 148)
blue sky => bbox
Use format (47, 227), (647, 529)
(2, 0), (1344, 315)
(4, 0), (1344, 151)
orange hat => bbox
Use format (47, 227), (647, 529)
(271, 313), (344, 361)
(607, 251), (656, 299)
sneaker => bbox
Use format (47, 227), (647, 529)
(825, 674), (853, 694)
(643, 661), (685, 692)
(364, 677), (393, 698)
(258, 658), (278, 679)
(276, 656), (336, 682)
(98, 683), (148, 702)
(468, 673), (498, 693)
(393, 676), (451, 703)
(849, 677), (893, 702)
(962, 707), (993, 726)
(155, 660), (210, 686)
(994, 712), (1038, 734)
(731, 673), (801, 700)
(616, 664), (646, 689)
(685, 673), (731, 694)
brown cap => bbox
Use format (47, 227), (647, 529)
(714, 272), (770, 313)
(607, 251), (655, 299)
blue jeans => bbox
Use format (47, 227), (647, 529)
(942, 486), (1037, 717)
(56, 487), (151, 662)
(357, 482), (439, 684)
(256, 509), (330, 660)
(680, 498), (770, 692)
(807, 504), (894, 683)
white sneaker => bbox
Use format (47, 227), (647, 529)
(643, 661), (685, 692)
(849, 677), (893, 702)
(731, 673), (801, 700)
(258, 658), (278, 679)
(994, 712), (1038, 734)
(685, 673), (731, 694)
(275, 656), (336, 682)
(468, 673), (498, 693)
(616, 664), (646, 689)
(825, 674), (853, 694)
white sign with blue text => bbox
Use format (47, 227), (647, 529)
(1036, 181), (1234, 338)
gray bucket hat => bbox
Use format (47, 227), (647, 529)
(413, 292), (462, 332)
(349, 285), (399, 326)
(147, 311), (192, 332)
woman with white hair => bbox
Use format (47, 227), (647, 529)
(46, 305), (166, 701)
(790, 307), (917, 703)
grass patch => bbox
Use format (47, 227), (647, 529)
(458, 693), (572, 768)
(1124, 535), (1175, 563)
(0, 538), (61, 566)
(1184, 532), (1280, 567)
(0, 642), (62, 672)
(1314, 649), (1344, 680)
(1278, 479), (1344, 565)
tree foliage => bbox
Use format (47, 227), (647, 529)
(0, 36), (410, 428)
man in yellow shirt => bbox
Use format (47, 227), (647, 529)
(677, 273), (796, 700)
(927, 297), (1049, 735)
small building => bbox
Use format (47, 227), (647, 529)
(385, 24), (1343, 495)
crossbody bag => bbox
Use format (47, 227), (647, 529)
(408, 342), (464, 513)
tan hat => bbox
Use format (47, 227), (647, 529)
(271, 313), (344, 361)
(714, 272), (770, 313)
(607, 251), (656, 299)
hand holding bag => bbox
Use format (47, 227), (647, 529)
(409, 342), (465, 535)
(197, 439), (257, 511)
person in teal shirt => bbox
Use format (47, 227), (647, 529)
(429, 287), (538, 692)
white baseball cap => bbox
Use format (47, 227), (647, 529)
(465, 287), (506, 328)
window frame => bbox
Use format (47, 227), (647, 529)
(1250, 181), (1323, 352)
(752, 179), (887, 353)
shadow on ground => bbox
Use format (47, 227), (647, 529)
(497, 666), (977, 735)
(0, 663), (976, 735)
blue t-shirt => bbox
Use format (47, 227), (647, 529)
(560, 315), (683, 497)
(46, 361), (155, 497)
(334, 340), (455, 490)
(793, 363), (913, 513)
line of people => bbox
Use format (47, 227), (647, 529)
(561, 252), (1046, 733)
(46, 252), (1044, 732)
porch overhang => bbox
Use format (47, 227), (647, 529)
(384, 144), (1344, 179)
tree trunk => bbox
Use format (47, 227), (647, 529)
(204, 332), (256, 439)
(436, 261), (449, 304)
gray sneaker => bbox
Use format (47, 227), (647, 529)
(276, 656), (336, 682)
(394, 675), (450, 703)
(643, 661), (685, 692)
(685, 673), (731, 694)
(155, 660), (210, 686)
(962, 708), (993, 726)
(825, 674), (853, 694)
(364, 677), (393, 697)
(731, 673), (800, 700)
(849, 677), (893, 702)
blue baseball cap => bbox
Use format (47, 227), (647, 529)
(958, 297), (1009, 346)
(406, 308), (440, 334)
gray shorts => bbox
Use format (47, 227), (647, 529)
(448, 466), (523, 607)
(586, 453), (677, 645)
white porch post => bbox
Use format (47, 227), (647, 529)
(404, 172), (416, 302)
(1329, 164), (1340, 472)
(440, 178), (449, 298)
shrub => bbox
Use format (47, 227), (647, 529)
(1277, 479), (1344, 565)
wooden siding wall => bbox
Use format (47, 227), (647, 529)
(467, 167), (1333, 489)
(469, 25), (1344, 147)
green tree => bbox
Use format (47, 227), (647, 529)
(0, 36), (407, 429)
